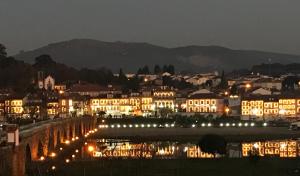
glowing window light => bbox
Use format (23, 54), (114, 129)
(253, 143), (259, 149)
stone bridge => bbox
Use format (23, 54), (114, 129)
(0, 116), (96, 176)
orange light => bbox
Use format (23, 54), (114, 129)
(88, 146), (95, 152)
(225, 108), (230, 113)
(49, 152), (56, 158)
(65, 140), (70, 145)
(40, 156), (45, 161)
(245, 84), (251, 88)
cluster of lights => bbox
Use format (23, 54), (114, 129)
(191, 123), (213, 128)
(104, 123), (176, 128)
(99, 122), (268, 129)
(219, 122), (258, 127)
(41, 126), (98, 172)
(84, 128), (98, 137)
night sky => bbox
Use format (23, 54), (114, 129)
(1, 0), (300, 55)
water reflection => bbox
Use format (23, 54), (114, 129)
(242, 140), (299, 158)
(83, 139), (300, 159)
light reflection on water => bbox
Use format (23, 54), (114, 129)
(82, 139), (300, 159)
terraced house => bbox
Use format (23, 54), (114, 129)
(241, 94), (300, 120)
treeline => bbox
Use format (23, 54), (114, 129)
(0, 44), (183, 93)
(252, 63), (300, 76)
(137, 64), (175, 75)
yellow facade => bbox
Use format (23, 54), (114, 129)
(186, 99), (218, 113)
(241, 100), (264, 117)
(47, 102), (59, 116)
(90, 96), (154, 117)
(153, 89), (176, 111)
(279, 99), (296, 116)
(263, 102), (278, 117)
(5, 99), (23, 115)
(242, 98), (300, 118)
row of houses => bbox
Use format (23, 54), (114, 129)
(2, 82), (300, 121)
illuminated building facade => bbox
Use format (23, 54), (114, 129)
(153, 86), (176, 111)
(59, 97), (74, 118)
(241, 95), (300, 120)
(47, 102), (59, 117)
(90, 94), (154, 117)
(186, 93), (225, 114)
(4, 97), (24, 117)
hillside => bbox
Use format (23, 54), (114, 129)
(14, 39), (300, 72)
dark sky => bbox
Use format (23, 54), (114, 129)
(1, 0), (300, 55)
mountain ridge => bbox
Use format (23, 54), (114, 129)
(14, 39), (300, 72)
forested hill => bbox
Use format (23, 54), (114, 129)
(14, 39), (300, 72)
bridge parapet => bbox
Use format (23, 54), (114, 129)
(0, 116), (96, 176)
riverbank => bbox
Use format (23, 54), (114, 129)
(54, 158), (300, 176)
(92, 127), (300, 142)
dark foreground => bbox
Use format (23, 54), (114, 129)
(53, 158), (300, 176)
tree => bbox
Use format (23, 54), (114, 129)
(162, 65), (168, 73)
(98, 111), (106, 118)
(218, 70), (228, 89)
(142, 65), (150, 74)
(167, 65), (175, 75)
(154, 65), (161, 74)
(118, 68), (128, 84)
(137, 68), (143, 75)
(198, 134), (227, 157)
(230, 84), (238, 95)
(0, 44), (7, 57)
(34, 54), (56, 67)
(159, 108), (173, 118)
(282, 76), (299, 91)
